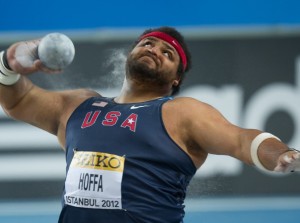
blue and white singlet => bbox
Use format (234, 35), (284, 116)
(58, 96), (196, 223)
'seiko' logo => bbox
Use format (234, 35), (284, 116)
(71, 151), (125, 172)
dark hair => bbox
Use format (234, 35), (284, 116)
(133, 26), (192, 95)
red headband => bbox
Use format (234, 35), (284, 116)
(139, 31), (187, 71)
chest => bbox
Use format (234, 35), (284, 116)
(64, 98), (197, 179)
(81, 110), (139, 132)
(65, 100), (165, 152)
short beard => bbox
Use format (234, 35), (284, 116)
(126, 55), (169, 86)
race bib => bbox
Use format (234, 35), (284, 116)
(64, 151), (125, 209)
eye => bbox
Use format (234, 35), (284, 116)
(143, 41), (152, 47)
(163, 51), (172, 59)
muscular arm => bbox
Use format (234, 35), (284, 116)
(0, 75), (99, 148)
(0, 41), (99, 148)
(165, 97), (292, 171)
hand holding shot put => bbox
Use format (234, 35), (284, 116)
(3, 33), (74, 76)
(0, 27), (300, 223)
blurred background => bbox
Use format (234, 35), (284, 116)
(1, 0), (300, 222)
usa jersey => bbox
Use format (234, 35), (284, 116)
(58, 96), (197, 223)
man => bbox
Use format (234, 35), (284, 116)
(0, 27), (299, 223)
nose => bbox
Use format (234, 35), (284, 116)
(148, 46), (159, 55)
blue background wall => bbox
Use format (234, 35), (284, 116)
(2, 0), (300, 32)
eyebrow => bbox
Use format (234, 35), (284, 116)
(144, 37), (176, 54)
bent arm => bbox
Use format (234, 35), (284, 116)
(0, 41), (99, 148)
(0, 73), (99, 145)
(2, 77), (74, 134)
(1, 76), (61, 134)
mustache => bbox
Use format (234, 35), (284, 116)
(138, 51), (160, 67)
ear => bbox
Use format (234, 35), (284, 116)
(172, 79), (179, 86)
(172, 74), (181, 87)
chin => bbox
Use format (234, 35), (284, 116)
(127, 59), (158, 79)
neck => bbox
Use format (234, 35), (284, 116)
(115, 78), (172, 103)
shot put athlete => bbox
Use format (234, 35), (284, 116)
(0, 27), (300, 223)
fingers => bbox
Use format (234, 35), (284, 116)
(292, 152), (300, 160)
(274, 150), (300, 173)
(34, 60), (62, 74)
(7, 39), (64, 75)
(9, 59), (62, 75)
(8, 39), (62, 75)
(7, 41), (39, 74)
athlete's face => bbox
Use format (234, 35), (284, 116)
(126, 37), (181, 87)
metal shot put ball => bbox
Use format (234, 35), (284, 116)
(38, 33), (75, 70)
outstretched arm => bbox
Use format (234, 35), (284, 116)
(175, 97), (300, 173)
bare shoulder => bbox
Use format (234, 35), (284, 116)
(166, 96), (212, 107)
(164, 96), (217, 118)
(59, 88), (100, 117)
(162, 97), (217, 167)
(61, 88), (100, 99)
(163, 96), (229, 135)
(56, 88), (99, 116)
(162, 96), (221, 138)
